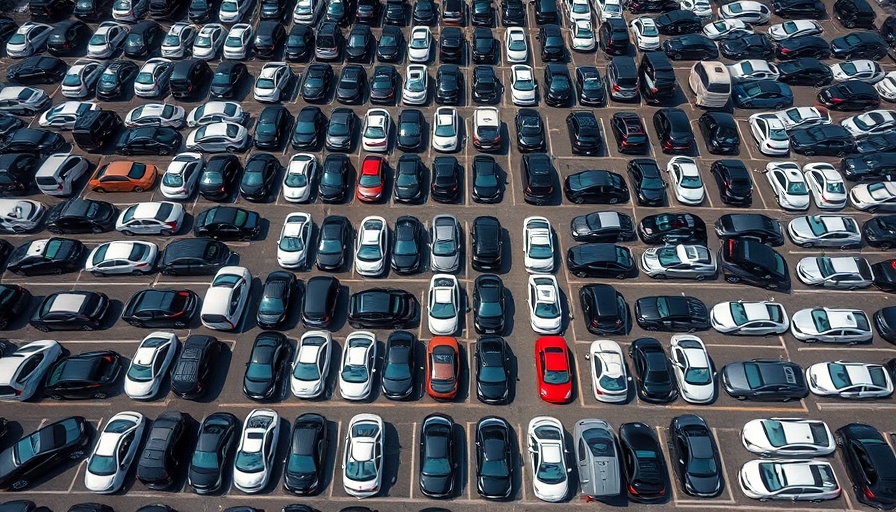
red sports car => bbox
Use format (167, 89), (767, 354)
(535, 336), (573, 404)
(356, 155), (385, 202)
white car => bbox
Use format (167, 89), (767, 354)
(809, 361), (894, 399)
(277, 212), (313, 269)
(193, 24), (225, 60)
(293, 0), (322, 24)
(787, 215), (861, 249)
(87, 22), (129, 59)
(851, 181), (896, 212)
(527, 275), (562, 334)
(283, 153), (317, 203)
(842, 109), (896, 138)
(342, 413), (384, 497)
(223, 23), (253, 60)
(124, 103), (186, 129)
(403, 65), (428, 105)
(84, 411), (146, 494)
(254, 62), (293, 102)
(355, 215), (389, 277)
(0, 340), (62, 401)
(35, 153), (89, 197)
(630, 17), (660, 50)
(200, 266), (251, 331)
(39, 101), (100, 130)
(585, 339), (628, 402)
(187, 102), (248, 128)
(133, 58), (172, 99)
(291, 331), (331, 399)
(680, 0), (711, 17)
(432, 107), (459, 152)
(524, 216), (554, 273)
(428, 274), (460, 335)
(85, 241), (158, 276)
(791, 308), (872, 344)
(0, 199), (44, 234)
(640, 244), (717, 280)
(185, 121), (250, 153)
(124, 332), (178, 400)
(112, 0), (148, 21)
(571, 20), (596, 51)
(232, 409), (280, 493)
(765, 162), (810, 210)
(741, 418), (836, 457)
(739, 459), (840, 501)
(362, 109), (391, 152)
(727, 60), (779, 83)
(219, 0), (252, 22)
(160, 22), (198, 58)
(667, 156), (705, 205)
(527, 416), (570, 503)
(830, 60), (885, 83)
(339, 331), (377, 401)
(772, 106), (831, 131)
(720, 1), (771, 24)
(160, 152), (203, 200)
(767, 19), (823, 41)
(703, 19), (752, 40)
(408, 26), (432, 62)
(430, 214), (461, 273)
(876, 71), (896, 101)
(566, 0), (592, 23)
(710, 300), (789, 336)
(669, 335), (715, 404)
(804, 163), (847, 209)
(595, 0), (623, 20)
(116, 201), (185, 236)
(6, 22), (52, 58)
(749, 113), (790, 156)
(511, 65), (537, 106)
(796, 256), (874, 289)
(505, 27), (529, 62)
(61, 60), (105, 99)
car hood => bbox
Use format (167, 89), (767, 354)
(382, 375), (412, 396)
(686, 472), (721, 496)
(722, 363), (749, 391)
(243, 377), (273, 398)
(0, 448), (17, 483)
(391, 252), (420, 269)
(477, 379), (507, 401)
(284, 468), (317, 492)
(421, 472), (453, 495)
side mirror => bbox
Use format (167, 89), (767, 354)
(584, 353), (590, 360)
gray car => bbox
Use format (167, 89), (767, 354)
(0, 87), (51, 116)
(430, 214), (461, 273)
(574, 419), (621, 501)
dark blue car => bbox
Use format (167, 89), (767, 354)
(732, 80), (793, 109)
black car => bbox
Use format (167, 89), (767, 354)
(198, 154), (241, 201)
(653, 108), (695, 153)
(575, 66), (606, 106)
(239, 153), (278, 202)
(698, 112), (739, 154)
(209, 61), (247, 99)
(7, 237), (84, 277)
(260, 0), (287, 18)
(714, 213), (784, 245)
(472, 0), (493, 25)
(618, 422), (670, 503)
(347, 287), (418, 329)
(774, 0), (825, 17)
(124, 21), (163, 59)
(881, 15), (896, 47)
(472, 155), (502, 203)
(875, 305), (896, 341)
(1, 129), (65, 155)
(790, 125), (856, 156)
(419, 414), (456, 498)
(335, 66), (366, 104)
(720, 238), (790, 290)
(539, 23), (565, 61)
(346, 24), (372, 62)
(627, 159), (666, 206)
(522, 152), (554, 204)
(635, 296), (708, 332)
(170, 334), (221, 399)
(566, 110), (602, 155)
(384, 0), (405, 24)
(292, 106), (325, 150)
(655, 10), (701, 35)
(474, 336), (510, 404)
(397, 109), (424, 151)
(865, 215), (896, 249)
(835, 0), (876, 28)
(0, 416), (90, 491)
(439, 27), (464, 63)
(136, 411), (189, 490)
(5, 56), (67, 85)
(776, 57), (833, 86)
(286, 24), (314, 62)
(475, 417), (513, 499)
(356, 0), (379, 23)
(710, 160), (753, 206)
(301, 64), (334, 103)
(188, 0), (215, 21)
(436, 64), (463, 105)
(31, 291), (108, 332)
(188, 412), (238, 494)
(662, 34), (718, 60)
(284, 413), (328, 495)
(243, 331), (288, 401)
(390, 215), (422, 273)
(472, 27), (496, 63)
(473, 274), (505, 334)
(721, 360), (808, 401)
(302, 275), (340, 328)
(74, 0), (110, 19)
(544, 63), (572, 107)
(413, 0), (437, 24)
(831, 31), (889, 60)
(564, 169), (629, 204)
(377, 25), (404, 62)
(0, 284), (31, 330)
(732, 80), (793, 109)
(194, 206), (261, 241)
(580, 283), (629, 335)
(369, 65), (398, 105)
(253, 21), (286, 59)
(629, 337), (677, 403)
(255, 106), (292, 151)
(567, 243), (634, 279)
(669, 415), (723, 498)
(431, 156), (461, 203)
(501, 0), (525, 25)
(394, 154), (424, 203)
(47, 20), (89, 56)
(45, 198), (116, 235)
(857, 132), (896, 153)
(256, 271), (296, 329)
(318, 153), (350, 203)
(638, 213), (707, 245)
(158, 238), (231, 276)
(599, 18), (629, 56)
(121, 289), (200, 328)
(95, 59), (138, 100)
(115, 127), (181, 156)
(720, 34), (774, 60)
(570, 211), (634, 242)
(777, 35), (831, 59)
(382, 331), (416, 399)
(843, 153), (896, 182)
(515, 109), (545, 151)
(44, 350), (122, 400)
(325, 107), (356, 151)
(473, 65), (501, 104)
(471, 216), (502, 271)
(836, 423), (896, 510)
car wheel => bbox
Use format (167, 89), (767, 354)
(91, 225), (104, 234)
(174, 321), (186, 328)
(134, 186), (144, 193)
(161, 229), (173, 236)
(696, 275), (705, 281)
(654, 274), (667, 280)
(575, 271), (587, 278)
(49, 394), (62, 400)
(646, 326), (657, 332)
(95, 187), (106, 193)
(574, 196), (584, 204)
(609, 197), (618, 204)
(735, 395), (746, 401)
(226, 146), (237, 153)
(81, 324), (94, 331)
(11, 226), (24, 234)
(122, 230), (134, 236)
(11, 479), (28, 490)
(93, 392), (107, 399)
(801, 242), (814, 248)
(803, 149), (815, 156)
(91, 271), (104, 277)
(69, 450), (84, 459)
(35, 324), (49, 332)
(842, 243), (860, 250)
(726, 275), (740, 283)
(844, 19), (855, 27)
(880, 242), (893, 250)
(674, 53), (682, 59)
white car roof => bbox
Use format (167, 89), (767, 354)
(130, 103), (174, 120)
(513, 66), (533, 80)
(259, 63), (285, 78)
(475, 108), (500, 127)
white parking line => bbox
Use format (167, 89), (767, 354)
(797, 345), (896, 352)
(816, 402), (896, 410)
(517, 422), (528, 502)
(466, 421), (475, 500)
(409, 420), (418, 499)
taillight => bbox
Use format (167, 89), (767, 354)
(830, 97), (844, 103)
(628, 483), (639, 496)
(780, 47), (790, 54)
(613, 84), (620, 92)
(166, 221), (178, 228)
(865, 486), (876, 500)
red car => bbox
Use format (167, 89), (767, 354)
(535, 336), (573, 404)
(426, 336), (460, 400)
(356, 155), (385, 202)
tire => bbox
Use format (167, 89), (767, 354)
(880, 242), (893, 250)
(69, 450), (83, 459)
(81, 324), (94, 331)
(803, 150), (815, 156)
(574, 196), (584, 204)
(674, 53), (682, 59)
(726, 275), (740, 283)
(161, 229), (173, 236)
(91, 225), (103, 234)
(95, 188), (106, 193)
(91, 271), (103, 277)
(174, 321), (186, 329)
(93, 392), (107, 399)
(801, 242), (814, 248)
(844, 20), (855, 28)
(49, 394), (62, 400)
(696, 275), (705, 281)
(122, 230), (134, 236)
(226, 146), (237, 153)
(35, 324), (49, 333)
(11, 479), (28, 490)
(736, 395), (746, 401)
(609, 198), (618, 204)
(134, 186), (144, 193)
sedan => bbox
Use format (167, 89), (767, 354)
(430, 214), (461, 273)
(720, 0), (770, 23)
(284, 413), (328, 495)
(161, 22), (198, 58)
(84, 411), (146, 494)
(773, 106), (831, 131)
(116, 127), (181, 156)
(831, 59), (884, 83)
(768, 19), (823, 40)
(192, 23), (225, 59)
(630, 17), (660, 49)
(850, 181), (896, 212)
(749, 113), (790, 155)
(125, 103), (186, 129)
(740, 459), (840, 501)
(432, 107), (460, 152)
(630, 337), (677, 403)
(585, 339), (628, 402)
(619, 422), (669, 502)
(796, 256), (873, 289)
(339, 331), (377, 401)
(121, 289), (198, 329)
(703, 19), (752, 40)
(233, 409), (280, 493)
(253, 62), (293, 102)
(381, 331), (416, 400)
(667, 156), (705, 205)
(527, 416), (570, 502)
(419, 414), (456, 498)
(361, 109), (390, 152)
(808, 361), (893, 399)
(243, 332), (288, 400)
(124, 332), (178, 400)
(721, 360), (809, 401)
(791, 307), (872, 344)
(289, 330), (331, 400)
(476, 417), (513, 500)
(86, 21), (128, 59)
(276, 212), (312, 270)
(188, 412), (238, 494)
(787, 215), (861, 249)
(505, 26), (528, 61)
(407, 26), (432, 62)
(733, 80), (793, 109)
(61, 59), (105, 99)
(804, 163), (847, 209)
(728, 59), (779, 82)
(510, 64), (537, 106)
(636, 295), (709, 332)
(765, 162), (810, 210)
(524, 216), (555, 273)
(535, 336), (572, 403)
(668, 335), (715, 403)
(429, 274), (460, 335)
(527, 275), (562, 334)
(710, 300), (789, 335)
(342, 414), (383, 498)
(640, 244), (717, 280)
(86, 240), (158, 276)
(836, 423), (896, 509)
(741, 418), (835, 457)
(669, 415), (723, 498)
(185, 121), (250, 153)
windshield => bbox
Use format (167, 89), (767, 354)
(235, 443), (263, 471)
(127, 362), (153, 382)
(135, 72), (154, 85)
(430, 299), (456, 319)
(88, 454), (117, 476)
(685, 367), (712, 385)
(63, 74), (83, 87)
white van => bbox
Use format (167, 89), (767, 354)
(689, 61), (731, 109)
(35, 153), (89, 197)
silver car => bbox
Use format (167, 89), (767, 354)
(6, 22), (52, 58)
(796, 256), (874, 289)
(640, 244), (717, 280)
(0, 87), (50, 116)
(573, 419), (621, 501)
(160, 22), (198, 58)
(787, 215), (862, 249)
(430, 214), (461, 273)
(185, 121), (251, 153)
(0, 199), (45, 233)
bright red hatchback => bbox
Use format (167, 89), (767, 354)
(535, 336), (573, 404)
(356, 155), (385, 202)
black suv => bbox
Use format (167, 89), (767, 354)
(170, 335), (221, 399)
(600, 18), (629, 55)
(580, 284), (629, 335)
(834, 0), (875, 28)
(472, 216), (503, 271)
(522, 153), (554, 204)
